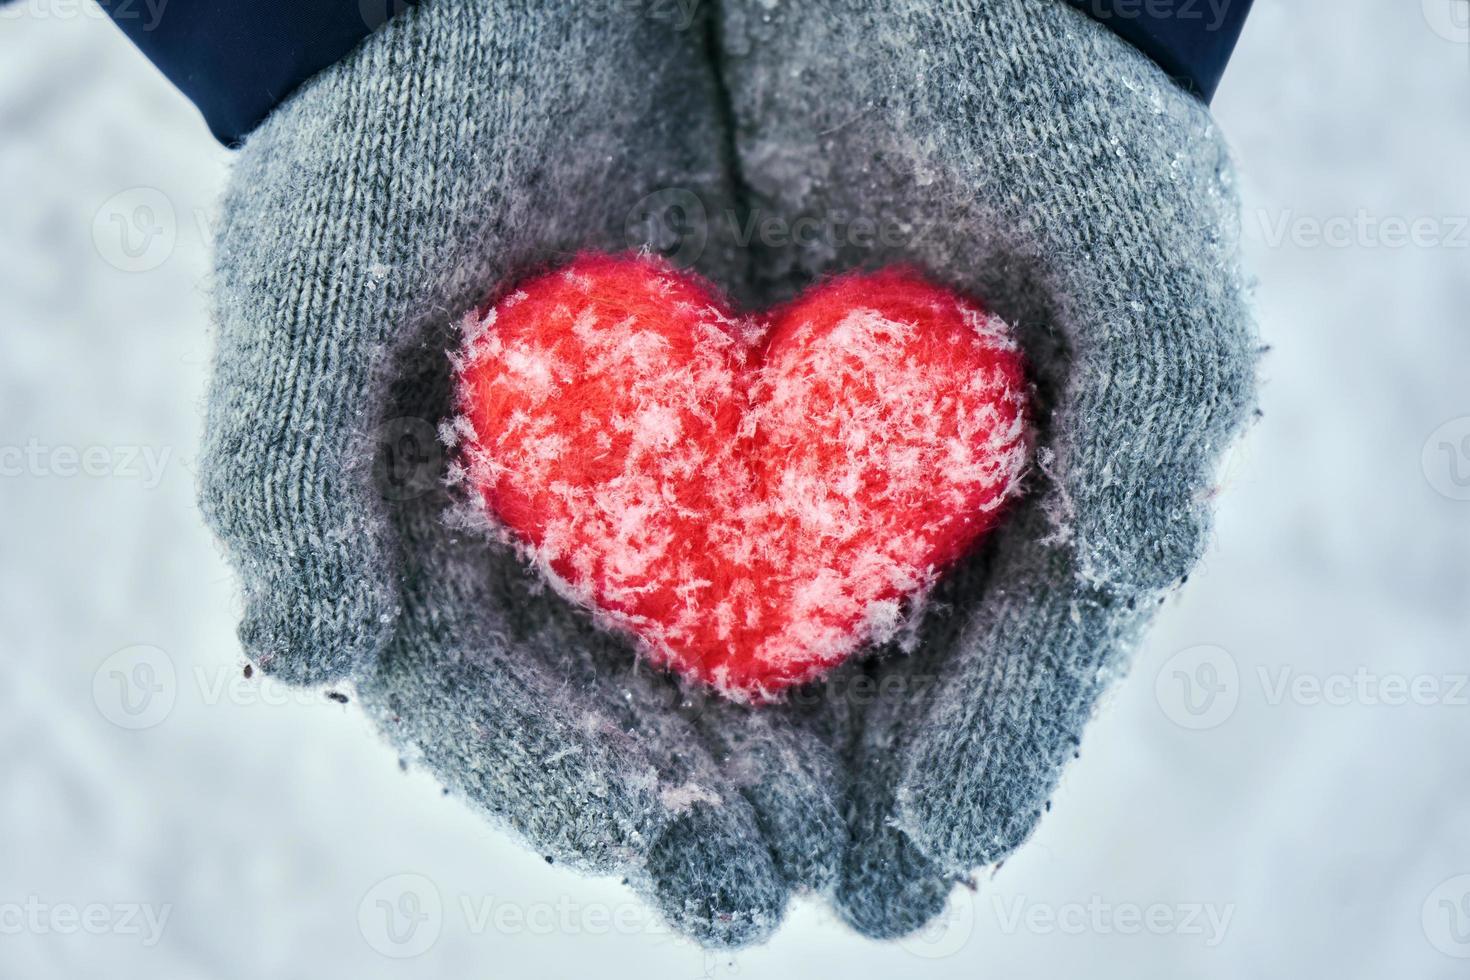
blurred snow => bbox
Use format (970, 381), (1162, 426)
(1, 1), (1468, 976)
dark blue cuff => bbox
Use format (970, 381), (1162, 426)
(99, 0), (419, 147)
(100, 0), (1249, 147)
(1063, 0), (1252, 102)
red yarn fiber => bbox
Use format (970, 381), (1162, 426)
(454, 254), (1031, 701)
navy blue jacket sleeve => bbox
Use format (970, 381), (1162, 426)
(1063, 0), (1253, 102)
(97, 0), (419, 146)
(99, 0), (1250, 147)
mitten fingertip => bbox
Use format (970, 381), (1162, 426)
(643, 803), (790, 949)
(235, 561), (398, 685)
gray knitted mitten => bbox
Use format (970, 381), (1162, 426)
(707, 0), (1259, 936)
(200, 0), (1257, 948)
(201, 0), (798, 948)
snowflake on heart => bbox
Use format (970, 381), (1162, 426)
(445, 253), (1032, 702)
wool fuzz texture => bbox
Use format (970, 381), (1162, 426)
(452, 254), (1030, 699)
(714, 0), (1259, 937)
(202, 0), (789, 949)
(200, 0), (1258, 948)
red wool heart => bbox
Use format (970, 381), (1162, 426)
(453, 254), (1030, 701)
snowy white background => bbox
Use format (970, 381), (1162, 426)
(2, 1), (1469, 976)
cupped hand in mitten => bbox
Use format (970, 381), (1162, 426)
(706, 0), (1260, 937)
(199, 0), (1258, 949)
(198, 0), (838, 948)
